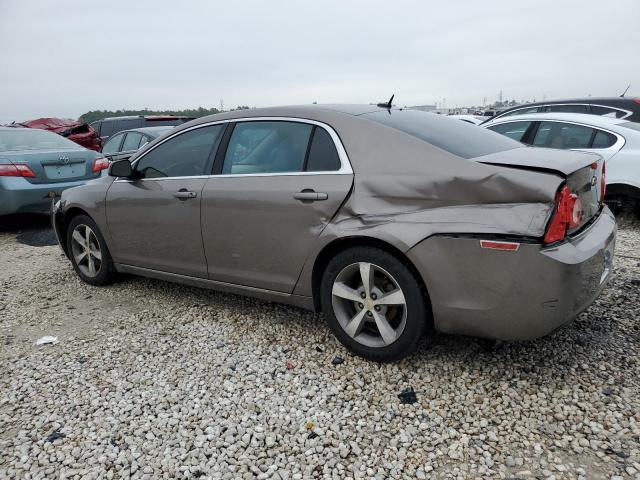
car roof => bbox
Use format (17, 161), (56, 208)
(484, 112), (628, 127)
(187, 104), (389, 125)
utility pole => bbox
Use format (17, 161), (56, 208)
(219, 99), (224, 112)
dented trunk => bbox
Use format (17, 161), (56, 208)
(477, 146), (605, 234)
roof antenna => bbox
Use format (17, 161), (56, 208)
(620, 84), (631, 97)
(377, 94), (395, 109)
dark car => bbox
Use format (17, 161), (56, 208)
(101, 126), (175, 162)
(90, 115), (194, 143)
(52, 105), (615, 361)
(482, 97), (640, 124)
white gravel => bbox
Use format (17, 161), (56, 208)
(1, 216), (639, 479)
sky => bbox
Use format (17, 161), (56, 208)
(1, 0), (639, 122)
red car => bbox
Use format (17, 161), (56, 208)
(19, 118), (102, 151)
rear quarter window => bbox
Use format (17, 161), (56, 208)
(591, 130), (617, 148)
(365, 109), (521, 159)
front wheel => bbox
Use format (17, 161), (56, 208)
(320, 247), (429, 362)
(66, 214), (116, 286)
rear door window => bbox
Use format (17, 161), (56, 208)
(486, 121), (532, 142)
(591, 130), (617, 148)
(532, 122), (593, 149)
(305, 127), (341, 171)
(223, 121), (313, 174)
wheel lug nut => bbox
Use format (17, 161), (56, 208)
(360, 292), (366, 299)
(358, 303), (364, 309)
(367, 311), (373, 317)
(375, 305), (381, 311)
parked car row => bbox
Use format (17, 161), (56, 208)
(52, 105), (615, 361)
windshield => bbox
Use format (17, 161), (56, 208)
(0, 129), (81, 152)
(363, 109), (522, 159)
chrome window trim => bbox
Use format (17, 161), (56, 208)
(114, 116), (353, 183)
(496, 103), (632, 120)
(486, 118), (626, 151)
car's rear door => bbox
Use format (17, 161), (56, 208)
(105, 124), (225, 277)
(201, 119), (353, 293)
(530, 121), (625, 160)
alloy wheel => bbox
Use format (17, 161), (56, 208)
(331, 262), (407, 348)
(70, 224), (102, 278)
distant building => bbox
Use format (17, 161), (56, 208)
(409, 105), (438, 112)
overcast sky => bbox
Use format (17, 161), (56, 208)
(1, 0), (639, 122)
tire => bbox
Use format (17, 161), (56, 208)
(320, 246), (429, 362)
(66, 214), (116, 286)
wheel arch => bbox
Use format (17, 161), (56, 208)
(605, 182), (640, 200)
(57, 206), (93, 256)
(310, 236), (433, 324)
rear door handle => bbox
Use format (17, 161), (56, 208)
(294, 190), (328, 201)
(174, 190), (197, 199)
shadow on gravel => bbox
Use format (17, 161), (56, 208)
(1, 213), (57, 247)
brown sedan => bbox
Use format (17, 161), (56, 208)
(52, 105), (616, 361)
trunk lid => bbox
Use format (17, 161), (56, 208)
(476, 146), (604, 233)
(3, 149), (100, 184)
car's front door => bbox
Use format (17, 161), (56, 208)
(201, 120), (353, 293)
(106, 124), (225, 277)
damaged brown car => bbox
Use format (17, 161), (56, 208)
(52, 105), (616, 361)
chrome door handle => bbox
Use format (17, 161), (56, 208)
(294, 190), (328, 201)
(174, 190), (197, 199)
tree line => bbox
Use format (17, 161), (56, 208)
(79, 106), (251, 124)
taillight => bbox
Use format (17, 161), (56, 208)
(633, 98), (640, 106)
(600, 161), (606, 203)
(92, 157), (110, 173)
(0, 163), (36, 178)
(544, 186), (583, 244)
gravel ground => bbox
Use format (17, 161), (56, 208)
(1, 214), (639, 480)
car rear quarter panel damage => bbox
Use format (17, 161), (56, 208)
(292, 112), (564, 298)
(406, 209), (616, 339)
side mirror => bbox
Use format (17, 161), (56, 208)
(109, 159), (133, 178)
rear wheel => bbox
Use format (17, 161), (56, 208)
(66, 214), (116, 286)
(320, 247), (428, 362)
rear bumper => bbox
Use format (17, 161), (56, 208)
(0, 177), (90, 216)
(407, 207), (617, 340)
